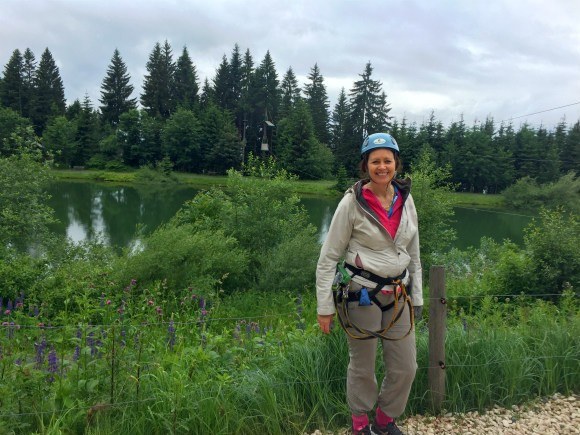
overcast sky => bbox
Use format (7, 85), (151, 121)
(2, 0), (580, 129)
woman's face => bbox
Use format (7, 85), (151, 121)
(366, 148), (396, 186)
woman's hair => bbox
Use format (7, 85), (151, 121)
(359, 148), (403, 178)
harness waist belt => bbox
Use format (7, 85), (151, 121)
(345, 263), (407, 286)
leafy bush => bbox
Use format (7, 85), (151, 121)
(523, 207), (579, 296)
(116, 225), (248, 295)
(172, 167), (321, 292)
(503, 172), (580, 213)
(410, 149), (457, 268)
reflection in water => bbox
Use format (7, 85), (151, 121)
(47, 181), (532, 251)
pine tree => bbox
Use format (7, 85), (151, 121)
(536, 125), (560, 183)
(201, 102), (243, 173)
(331, 88), (354, 172)
(349, 62), (391, 139)
(73, 94), (100, 166)
(21, 48), (37, 119)
(200, 78), (213, 108)
(239, 49), (255, 154)
(33, 48), (66, 134)
(141, 41), (176, 119)
(161, 108), (202, 172)
(174, 46), (199, 110)
(304, 63), (330, 145)
(277, 98), (333, 179)
(213, 54), (231, 110)
(1, 49), (24, 114)
(251, 51), (279, 155)
(562, 120), (580, 174)
(229, 43), (243, 131)
(279, 67), (301, 119)
(99, 49), (137, 127)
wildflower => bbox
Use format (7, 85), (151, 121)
(130, 279), (137, 286)
(167, 319), (176, 351)
(233, 322), (241, 341)
(7, 300), (13, 311)
(198, 297), (205, 309)
(33, 306), (39, 317)
(35, 336), (47, 368)
(4, 310), (10, 316)
(87, 331), (97, 358)
(106, 300), (112, 305)
(38, 322), (45, 329)
(148, 300), (154, 306)
(15, 302), (23, 309)
(156, 306), (162, 316)
(48, 347), (58, 382)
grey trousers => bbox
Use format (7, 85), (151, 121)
(345, 283), (417, 417)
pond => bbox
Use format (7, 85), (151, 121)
(46, 181), (534, 251)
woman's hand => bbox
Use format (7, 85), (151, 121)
(317, 314), (334, 334)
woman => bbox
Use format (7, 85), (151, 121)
(316, 132), (423, 435)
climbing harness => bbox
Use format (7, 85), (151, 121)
(333, 262), (414, 341)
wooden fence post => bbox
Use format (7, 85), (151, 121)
(428, 265), (446, 413)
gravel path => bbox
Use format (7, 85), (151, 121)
(311, 393), (579, 434)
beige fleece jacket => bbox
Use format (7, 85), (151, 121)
(316, 179), (423, 315)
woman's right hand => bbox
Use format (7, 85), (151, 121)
(317, 314), (334, 334)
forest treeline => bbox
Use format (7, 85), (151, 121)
(1, 42), (578, 192)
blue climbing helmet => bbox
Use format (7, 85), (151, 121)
(360, 132), (399, 156)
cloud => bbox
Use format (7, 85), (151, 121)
(1, 0), (579, 128)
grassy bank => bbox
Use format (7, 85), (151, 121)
(52, 169), (504, 204)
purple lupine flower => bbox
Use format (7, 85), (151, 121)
(33, 305), (39, 317)
(198, 297), (206, 310)
(167, 319), (176, 351)
(35, 336), (47, 368)
(100, 293), (105, 307)
(48, 347), (58, 382)
(87, 331), (96, 358)
(7, 300), (13, 311)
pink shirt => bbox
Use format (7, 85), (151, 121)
(362, 186), (403, 239)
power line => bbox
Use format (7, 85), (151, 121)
(502, 101), (580, 123)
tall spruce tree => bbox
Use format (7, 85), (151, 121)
(279, 67), (301, 120)
(73, 94), (100, 166)
(238, 49), (255, 153)
(21, 48), (37, 119)
(141, 41), (176, 119)
(99, 49), (137, 127)
(304, 63), (330, 145)
(561, 120), (580, 174)
(1, 49), (24, 114)
(33, 48), (66, 134)
(174, 46), (199, 110)
(251, 51), (279, 155)
(229, 43), (243, 130)
(331, 87), (353, 172)
(349, 62), (392, 139)
(213, 54), (231, 110)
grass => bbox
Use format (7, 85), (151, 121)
(1, 286), (578, 434)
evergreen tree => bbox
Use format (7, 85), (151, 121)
(43, 115), (77, 167)
(201, 102), (243, 173)
(238, 49), (255, 155)
(250, 51), (279, 155)
(304, 63), (330, 145)
(331, 87), (354, 171)
(349, 61), (392, 139)
(72, 94), (100, 166)
(117, 109), (143, 166)
(277, 98), (333, 179)
(1, 49), (24, 114)
(561, 120), (580, 174)
(393, 117), (420, 170)
(99, 49), (137, 127)
(21, 48), (37, 119)
(141, 41), (176, 118)
(514, 123), (541, 181)
(161, 108), (202, 172)
(141, 110), (163, 165)
(0, 107), (32, 156)
(213, 54), (231, 110)
(174, 46), (199, 110)
(33, 48), (66, 135)
(279, 67), (301, 120)
(536, 125), (560, 183)
(200, 78), (214, 108)
(229, 43), (244, 131)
